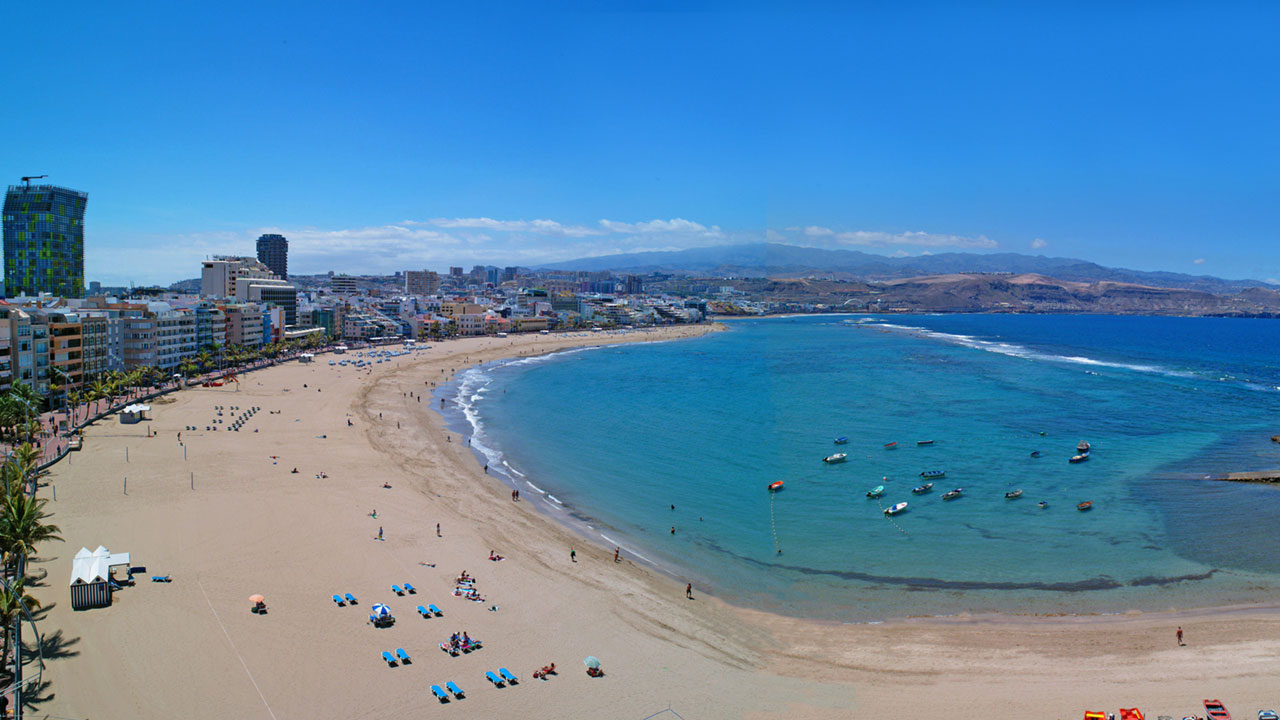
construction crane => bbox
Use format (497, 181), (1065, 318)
(20, 174), (47, 189)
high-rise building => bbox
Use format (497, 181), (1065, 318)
(3, 182), (88, 298)
(449, 267), (464, 277)
(330, 275), (358, 294)
(405, 269), (440, 296)
(256, 233), (288, 279)
(201, 256), (276, 298)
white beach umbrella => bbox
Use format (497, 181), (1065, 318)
(371, 603), (391, 618)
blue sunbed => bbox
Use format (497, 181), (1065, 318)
(151, 575), (171, 583)
(428, 604), (443, 616)
(417, 605), (430, 617)
(404, 582), (417, 594)
(430, 684), (450, 703)
(344, 593), (357, 604)
(392, 584), (403, 595)
(499, 668), (518, 684)
(446, 681), (464, 699)
(485, 671), (505, 687)
(382, 651), (397, 666)
(396, 648), (411, 663)
(332, 594), (344, 606)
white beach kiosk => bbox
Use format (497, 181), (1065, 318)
(119, 403), (150, 424)
(70, 546), (130, 610)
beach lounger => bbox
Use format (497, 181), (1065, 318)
(446, 681), (464, 699)
(428, 603), (443, 616)
(344, 593), (357, 604)
(151, 575), (171, 583)
(404, 582), (417, 594)
(392, 584), (403, 595)
(485, 671), (505, 687)
(430, 684), (450, 703)
(382, 651), (397, 666)
(499, 668), (518, 685)
(332, 594), (345, 606)
(396, 648), (411, 664)
(417, 605), (430, 617)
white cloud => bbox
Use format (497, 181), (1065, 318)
(596, 218), (722, 237)
(423, 217), (602, 238)
(1030, 238), (1048, 249)
(791, 227), (997, 250)
(1193, 258), (1205, 264)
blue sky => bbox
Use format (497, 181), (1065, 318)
(4, 2), (1279, 285)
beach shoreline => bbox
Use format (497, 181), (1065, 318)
(33, 322), (1280, 719)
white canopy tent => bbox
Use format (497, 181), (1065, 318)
(70, 546), (130, 610)
(120, 404), (151, 424)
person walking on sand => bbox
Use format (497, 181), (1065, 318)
(571, 548), (576, 562)
(436, 523), (441, 537)
(686, 583), (693, 599)
(1177, 626), (1184, 646)
(613, 547), (620, 563)
(378, 526), (383, 541)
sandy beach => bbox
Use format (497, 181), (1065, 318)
(31, 325), (1280, 720)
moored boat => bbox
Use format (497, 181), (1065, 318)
(1030, 450), (1043, 458)
(1037, 501), (1048, 509)
(920, 470), (945, 479)
(1077, 501), (1093, 511)
(883, 502), (908, 516)
(916, 439), (934, 446)
(768, 481), (784, 492)
(1069, 454), (1090, 463)
(912, 483), (934, 494)
(866, 485), (885, 498)
(1077, 441), (1091, 453)
(834, 437), (848, 445)
(823, 453), (848, 464)
(884, 442), (898, 449)
(942, 488), (963, 500)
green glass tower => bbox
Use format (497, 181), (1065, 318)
(3, 182), (88, 298)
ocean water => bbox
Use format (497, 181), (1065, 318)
(442, 316), (1280, 620)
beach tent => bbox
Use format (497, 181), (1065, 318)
(299, 353), (314, 363)
(120, 404), (151, 424)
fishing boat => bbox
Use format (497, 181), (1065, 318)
(916, 440), (934, 446)
(883, 502), (908, 516)
(823, 453), (848, 464)
(1005, 489), (1023, 500)
(1077, 501), (1093, 511)
(1037, 501), (1049, 509)
(1203, 699), (1231, 720)
(920, 470), (945, 479)
(1077, 441), (1091, 454)
(1030, 451), (1043, 458)
(866, 485), (885, 498)
(834, 437), (849, 445)
(912, 483), (934, 494)
(768, 481), (784, 492)
(942, 488), (963, 500)
(884, 442), (898, 449)
(1069, 454), (1090, 464)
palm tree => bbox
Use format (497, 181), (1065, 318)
(0, 575), (40, 669)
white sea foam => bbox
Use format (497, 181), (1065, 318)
(868, 321), (1200, 380)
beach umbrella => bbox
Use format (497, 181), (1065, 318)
(249, 594), (265, 604)
(583, 656), (601, 669)
(371, 603), (391, 618)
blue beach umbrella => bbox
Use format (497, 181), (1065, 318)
(371, 603), (391, 618)
(583, 656), (601, 669)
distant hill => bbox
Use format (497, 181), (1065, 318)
(537, 243), (1274, 293)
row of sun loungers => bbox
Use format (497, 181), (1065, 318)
(332, 593), (359, 606)
(392, 583), (416, 595)
(417, 604), (443, 618)
(381, 649), (412, 666)
(486, 668), (520, 687)
(431, 682), (466, 703)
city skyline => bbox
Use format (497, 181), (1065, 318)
(4, 3), (1279, 285)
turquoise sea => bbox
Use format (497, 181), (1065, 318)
(441, 315), (1280, 620)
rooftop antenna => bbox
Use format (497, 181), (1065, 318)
(20, 175), (48, 189)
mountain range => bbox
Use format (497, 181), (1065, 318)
(537, 243), (1273, 294)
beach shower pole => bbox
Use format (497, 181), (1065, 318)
(190, 472), (193, 490)
(126, 446), (129, 463)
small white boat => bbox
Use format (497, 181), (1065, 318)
(884, 502), (908, 516)
(823, 453), (848, 464)
(1069, 454), (1090, 464)
(1005, 489), (1023, 500)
